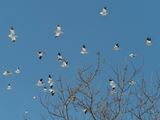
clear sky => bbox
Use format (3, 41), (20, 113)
(0, 0), (160, 119)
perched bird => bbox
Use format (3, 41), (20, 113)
(83, 108), (87, 114)
(55, 25), (63, 38)
(57, 52), (63, 62)
(8, 26), (17, 42)
(81, 45), (88, 55)
(109, 79), (116, 90)
(61, 60), (69, 68)
(37, 51), (45, 59)
(7, 84), (12, 90)
(36, 78), (44, 87)
(100, 7), (108, 16)
(15, 67), (21, 74)
(48, 74), (54, 86)
(3, 70), (12, 76)
(129, 80), (136, 86)
(113, 43), (120, 51)
(145, 37), (152, 46)
(129, 52), (136, 58)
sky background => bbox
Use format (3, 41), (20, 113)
(0, 0), (160, 119)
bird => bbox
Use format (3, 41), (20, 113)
(61, 60), (69, 68)
(37, 51), (45, 59)
(83, 108), (87, 114)
(129, 80), (136, 86)
(8, 26), (17, 42)
(15, 67), (21, 74)
(113, 43), (120, 51)
(57, 52), (63, 62)
(81, 45), (88, 55)
(7, 84), (12, 90)
(145, 37), (152, 46)
(129, 52), (136, 58)
(49, 85), (55, 96)
(55, 25), (63, 38)
(3, 70), (12, 76)
(36, 78), (45, 87)
(100, 7), (108, 16)
(48, 74), (54, 86)
(43, 86), (48, 92)
(109, 79), (116, 90)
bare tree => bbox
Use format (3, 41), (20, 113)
(39, 52), (160, 120)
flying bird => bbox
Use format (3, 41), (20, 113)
(3, 70), (12, 76)
(55, 25), (63, 38)
(36, 78), (45, 87)
(7, 84), (12, 90)
(100, 7), (108, 16)
(129, 52), (136, 58)
(81, 45), (88, 55)
(37, 51), (45, 59)
(49, 85), (55, 96)
(113, 43), (120, 51)
(43, 86), (47, 92)
(57, 52), (63, 62)
(61, 60), (69, 68)
(15, 67), (21, 74)
(8, 26), (17, 42)
(48, 74), (54, 86)
(145, 37), (152, 46)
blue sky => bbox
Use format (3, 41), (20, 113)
(0, 0), (160, 119)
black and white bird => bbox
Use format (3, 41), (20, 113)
(100, 7), (108, 16)
(8, 26), (17, 42)
(49, 85), (55, 96)
(55, 25), (63, 38)
(15, 67), (21, 74)
(7, 84), (12, 90)
(113, 43), (120, 51)
(61, 60), (69, 68)
(36, 78), (44, 87)
(129, 52), (136, 58)
(43, 86), (47, 92)
(57, 52), (63, 62)
(81, 45), (88, 55)
(37, 51), (45, 59)
(109, 79), (116, 90)
(3, 70), (12, 76)
(145, 37), (152, 46)
(48, 74), (54, 86)
(83, 108), (87, 114)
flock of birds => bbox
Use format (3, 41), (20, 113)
(3, 6), (154, 116)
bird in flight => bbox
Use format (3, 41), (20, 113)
(37, 51), (45, 59)
(15, 67), (21, 74)
(7, 84), (12, 90)
(36, 78), (45, 87)
(81, 45), (88, 55)
(3, 70), (12, 76)
(100, 7), (108, 16)
(113, 43), (120, 51)
(55, 25), (63, 38)
(129, 52), (136, 58)
(145, 37), (152, 46)
(61, 60), (69, 68)
(8, 26), (17, 42)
